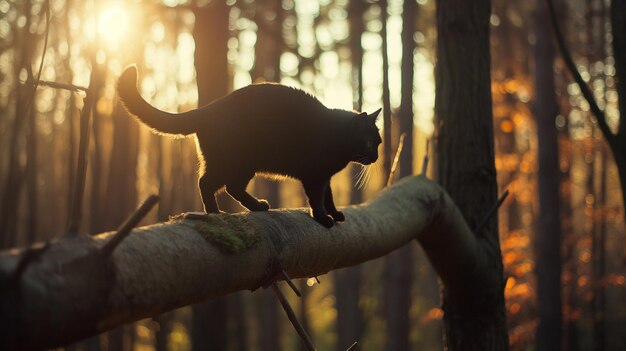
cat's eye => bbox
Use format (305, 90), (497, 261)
(366, 141), (373, 150)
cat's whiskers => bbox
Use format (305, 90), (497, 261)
(364, 163), (375, 188)
(352, 160), (368, 190)
(354, 166), (366, 190)
(356, 168), (369, 190)
(354, 157), (376, 190)
(363, 158), (384, 189)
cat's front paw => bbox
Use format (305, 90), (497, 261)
(329, 211), (345, 222)
(249, 199), (270, 211)
(314, 214), (334, 228)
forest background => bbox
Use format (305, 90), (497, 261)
(0, 0), (624, 350)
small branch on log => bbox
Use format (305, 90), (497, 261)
(421, 138), (430, 175)
(101, 195), (159, 257)
(35, 80), (88, 93)
(271, 283), (316, 351)
(474, 189), (509, 236)
(386, 133), (406, 187)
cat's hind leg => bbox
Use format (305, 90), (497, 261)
(225, 174), (270, 212)
(199, 173), (221, 213)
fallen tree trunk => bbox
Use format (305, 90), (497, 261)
(0, 175), (480, 350)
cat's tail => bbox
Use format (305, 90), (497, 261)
(117, 65), (200, 137)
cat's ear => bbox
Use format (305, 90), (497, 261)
(367, 108), (382, 122)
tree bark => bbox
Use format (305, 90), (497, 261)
(381, 0), (392, 178)
(191, 2), (231, 350)
(611, 0), (626, 226)
(1, 175), (486, 350)
(435, 0), (509, 349)
(298, 279), (312, 351)
(384, 1), (417, 349)
(611, 0), (625, 138)
(335, 2), (367, 350)
(0, 0), (38, 247)
(534, 0), (562, 350)
(251, 4), (284, 348)
(380, 0), (393, 178)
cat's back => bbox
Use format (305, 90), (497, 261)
(196, 82), (350, 175)
(229, 83), (326, 117)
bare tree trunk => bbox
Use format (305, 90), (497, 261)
(154, 138), (172, 351)
(67, 91), (77, 227)
(592, 2), (609, 349)
(534, 0), (562, 350)
(612, 0), (626, 235)
(26, 105), (38, 245)
(435, 0), (509, 349)
(0, 0), (35, 247)
(611, 0), (625, 138)
(384, 1), (416, 350)
(334, 2), (367, 350)
(105, 100), (139, 351)
(89, 99), (105, 235)
(299, 279), (312, 351)
(231, 292), (248, 351)
(259, 288), (281, 351)
(560, 122), (578, 351)
(610, 3), (626, 337)
(251, 4), (285, 347)
(252, 0), (283, 217)
(592, 145), (608, 351)
(334, 266), (363, 350)
(381, 0), (392, 177)
(191, 3), (231, 350)
(61, 1), (77, 230)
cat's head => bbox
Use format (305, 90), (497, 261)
(350, 108), (382, 165)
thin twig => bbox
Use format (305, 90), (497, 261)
(474, 189), (510, 236)
(36, 80), (88, 93)
(101, 195), (160, 257)
(386, 133), (406, 187)
(271, 283), (316, 351)
(281, 269), (302, 297)
(421, 138), (430, 175)
(346, 341), (358, 350)
(545, 0), (614, 145)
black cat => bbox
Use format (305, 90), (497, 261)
(117, 65), (381, 228)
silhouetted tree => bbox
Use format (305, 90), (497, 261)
(0, 0), (37, 248)
(435, 0), (509, 348)
(190, 2), (231, 350)
(334, 1), (367, 350)
(385, 0), (416, 350)
(534, 0), (562, 350)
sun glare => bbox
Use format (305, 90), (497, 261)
(97, 4), (129, 49)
